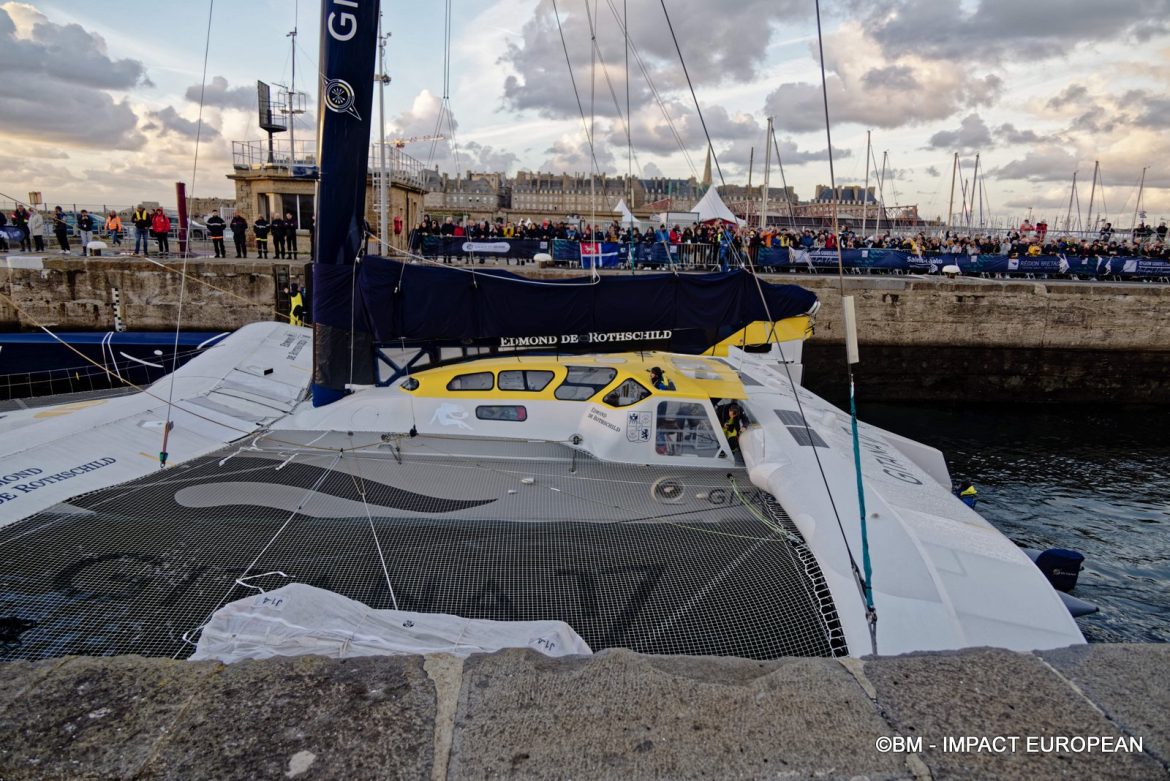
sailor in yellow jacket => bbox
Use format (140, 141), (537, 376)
(285, 285), (304, 326)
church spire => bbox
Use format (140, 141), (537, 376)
(701, 145), (713, 189)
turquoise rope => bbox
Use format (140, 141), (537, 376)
(849, 377), (874, 610)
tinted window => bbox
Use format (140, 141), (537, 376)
(476, 405), (528, 421)
(498, 370), (554, 391)
(655, 401), (720, 458)
(602, 378), (651, 407)
(553, 366), (618, 401)
(447, 372), (493, 391)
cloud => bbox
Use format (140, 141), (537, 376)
(0, 5), (147, 149)
(0, 3), (151, 89)
(854, 0), (1170, 62)
(144, 106), (220, 140)
(186, 75), (255, 111)
(500, 0), (809, 119)
(990, 148), (1078, 182)
(928, 113), (992, 150)
(540, 132), (616, 173)
(386, 89), (519, 174)
(765, 23), (1003, 132)
(925, 165), (941, 177)
(996, 123), (1044, 144)
(1046, 83), (1089, 109)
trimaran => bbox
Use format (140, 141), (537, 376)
(0, 0), (1089, 662)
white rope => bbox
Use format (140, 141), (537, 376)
(345, 451), (400, 610)
(161, 0), (216, 468)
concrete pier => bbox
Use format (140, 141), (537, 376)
(3, 256), (1168, 401)
(1, 645), (1167, 779)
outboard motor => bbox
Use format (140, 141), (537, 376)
(1034, 548), (1084, 593)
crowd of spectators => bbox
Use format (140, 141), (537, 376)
(412, 214), (1170, 261)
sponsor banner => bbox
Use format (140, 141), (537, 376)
(499, 329), (674, 348)
(421, 236), (549, 258)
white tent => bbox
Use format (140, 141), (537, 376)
(691, 186), (744, 226)
(612, 198), (637, 226)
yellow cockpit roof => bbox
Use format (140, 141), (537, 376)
(408, 352), (747, 400)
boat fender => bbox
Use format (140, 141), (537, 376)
(1034, 548), (1084, 593)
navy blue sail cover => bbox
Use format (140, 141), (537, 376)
(313, 255), (818, 344)
(312, 0), (380, 403)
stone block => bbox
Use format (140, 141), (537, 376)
(448, 647), (906, 780)
(0, 655), (216, 780)
(1041, 644), (1170, 769)
(140, 654), (436, 781)
(864, 647), (1165, 780)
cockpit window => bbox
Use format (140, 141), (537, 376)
(447, 371), (494, 391)
(655, 401), (721, 458)
(602, 378), (651, 407)
(498, 370), (555, 392)
(553, 366), (618, 401)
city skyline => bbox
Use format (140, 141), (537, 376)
(1, 0), (1168, 226)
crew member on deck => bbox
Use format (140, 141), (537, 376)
(723, 403), (743, 451)
(648, 366), (676, 391)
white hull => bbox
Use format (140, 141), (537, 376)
(0, 326), (1084, 657)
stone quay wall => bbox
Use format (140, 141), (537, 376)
(1, 645), (1168, 779)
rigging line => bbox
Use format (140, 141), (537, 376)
(602, 0), (697, 178)
(814, 0), (875, 652)
(550, 0), (606, 186)
(658, 0), (724, 187)
(771, 126), (798, 231)
(345, 452), (400, 610)
(178, 452), (343, 655)
(0, 291), (378, 456)
(383, 243), (602, 286)
(587, 0), (599, 248)
(161, 0), (216, 469)
(624, 0), (631, 199)
(140, 257), (288, 320)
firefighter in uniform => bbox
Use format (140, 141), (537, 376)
(271, 214), (286, 259)
(253, 215), (270, 258)
(206, 212), (226, 258)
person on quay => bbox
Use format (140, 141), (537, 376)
(12, 206), (30, 251)
(151, 208), (171, 257)
(52, 206), (70, 254)
(77, 210), (95, 256)
(27, 208), (45, 253)
(105, 211), (123, 246)
(0, 210), (8, 251)
(206, 212), (226, 258)
(230, 211), (248, 258)
(132, 205), (151, 256)
(270, 214), (286, 259)
(253, 214), (270, 258)
(284, 212), (298, 258)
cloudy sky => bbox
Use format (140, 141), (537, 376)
(2, 0), (1168, 227)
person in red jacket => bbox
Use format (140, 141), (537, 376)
(151, 208), (171, 256)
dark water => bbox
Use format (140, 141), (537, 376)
(858, 403), (1170, 644)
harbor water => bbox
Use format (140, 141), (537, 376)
(856, 402), (1170, 644)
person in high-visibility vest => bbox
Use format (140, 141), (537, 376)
(957, 481), (977, 508)
(722, 403), (743, 452)
(285, 285), (304, 326)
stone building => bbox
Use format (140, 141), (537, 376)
(228, 140), (426, 252)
